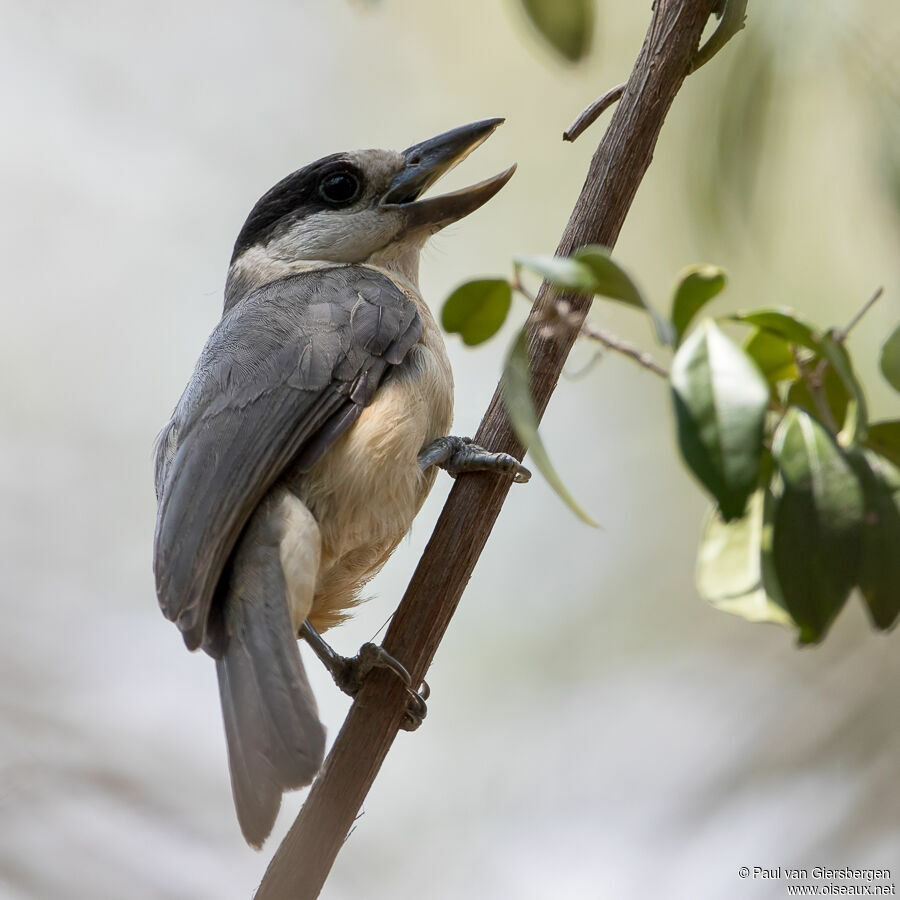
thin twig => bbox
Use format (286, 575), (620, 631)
(581, 322), (670, 377)
(834, 286), (884, 344)
(524, 291), (669, 378)
(563, 348), (604, 380)
(564, 0), (746, 144)
(255, 3), (727, 897)
(510, 277), (536, 303)
(563, 83), (625, 142)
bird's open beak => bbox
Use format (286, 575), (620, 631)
(382, 118), (515, 232)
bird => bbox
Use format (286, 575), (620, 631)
(153, 118), (529, 847)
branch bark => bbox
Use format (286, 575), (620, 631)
(256, 2), (720, 896)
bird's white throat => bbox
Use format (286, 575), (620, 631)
(226, 237), (424, 310)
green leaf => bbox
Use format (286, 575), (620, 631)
(501, 328), (597, 526)
(671, 320), (770, 520)
(572, 245), (645, 308)
(856, 451), (900, 631)
(743, 328), (797, 387)
(731, 308), (822, 352)
(879, 324), (900, 393)
(696, 490), (793, 627)
(671, 264), (727, 345)
(787, 364), (850, 432)
(574, 245), (675, 344)
(514, 254), (597, 293)
(519, 0), (594, 63)
(733, 313), (867, 445)
(819, 335), (868, 446)
(771, 409), (865, 643)
(865, 421), (900, 468)
(441, 279), (512, 346)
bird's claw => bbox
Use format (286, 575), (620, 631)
(420, 435), (531, 483)
(334, 642), (410, 694)
(400, 679), (430, 732)
(348, 644), (429, 731)
(314, 636), (429, 729)
(446, 440), (531, 483)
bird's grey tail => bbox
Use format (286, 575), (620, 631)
(215, 561), (326, 849)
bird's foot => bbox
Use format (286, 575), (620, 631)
(300, 622), (429, 731)
(418, 435), (531, 483)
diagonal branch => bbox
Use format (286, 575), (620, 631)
(256, 2), (724, 897)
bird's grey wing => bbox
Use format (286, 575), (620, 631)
(153, 266), (421, 653)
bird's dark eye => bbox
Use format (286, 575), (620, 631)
(318, 172), (361, 206)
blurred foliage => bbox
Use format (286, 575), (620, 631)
(517, 0), (594, 63)
(686, 1), (900, 242)
(442, 250), (900, 645)
(686, 18), (776, 238)
(856, 450), (900, 629)
(867, 422), (900, 469)
(696, 489), (792, 626)
(874, 91), (900, 225)
(880, 325), (900, 393)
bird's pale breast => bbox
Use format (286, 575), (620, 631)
(287, 305), (453, 631)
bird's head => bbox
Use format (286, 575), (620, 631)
(225, 118), (514, 307)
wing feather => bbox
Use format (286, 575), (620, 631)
(153, 266), (422, 652)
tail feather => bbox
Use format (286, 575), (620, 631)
(215, 554), (326, 848)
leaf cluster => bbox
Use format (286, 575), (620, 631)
(518, 0), (594, 63)
(694, 306), (900, 643)
(441, 251), (900, 644)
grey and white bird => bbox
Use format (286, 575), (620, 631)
(153, 118), (528, 847)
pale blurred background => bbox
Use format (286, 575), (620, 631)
(2, 1), (899, 898)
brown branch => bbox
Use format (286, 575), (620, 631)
(255, 2), (723, 897)
(581, 321), (670, 377)
(539, 298), (670, 377)
(563, 82), (625, 142)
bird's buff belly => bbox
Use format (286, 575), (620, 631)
(285, 357), (452, 631)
